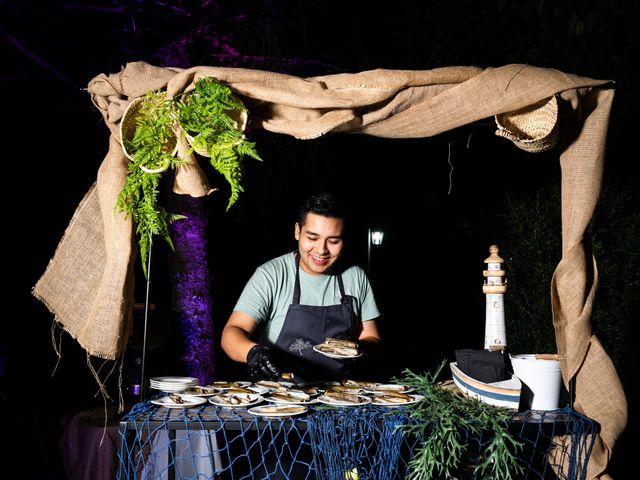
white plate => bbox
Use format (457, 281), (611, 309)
(312, 345), (362, 359)
(150, 376), (199, 386)
(246, 385), (271, 395)
(151, 376), (199, 384)
(179, 386), (221, 397)
(316, 394), (372, 407)
(208, 393), (263, 408)
(370, 394), (425, 406)
(264, 395), (318, 405)
(150, 376), (199, 392)
(363, 384), (413, 394)
(150, 395), (207, 408)
(210, 381), (252, 390)
(247, 405), (308, 417)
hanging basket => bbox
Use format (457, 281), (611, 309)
(119, 95), (178, 172)
(184, 108), (249, 157)
(495, 95), (559, 153)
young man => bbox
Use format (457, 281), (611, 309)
(221, 192), (382, 382)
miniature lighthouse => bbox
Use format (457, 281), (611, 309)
(483, 245), (507, 351)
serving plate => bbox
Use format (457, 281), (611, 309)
(370, 394), (424, 406)
(312, 345), (362, 359)
(151, 395), (207, 408)
(247, 405), (308, 417)
(363, 384), (413, 394)
(208, 393), (263, 408)
(316, 394), (372, 407)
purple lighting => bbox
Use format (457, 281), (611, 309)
(168, 193), (215, 384)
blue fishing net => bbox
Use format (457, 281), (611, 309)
(116, 403), (596, 479)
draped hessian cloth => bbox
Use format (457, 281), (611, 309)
(32, 61), (627, 478)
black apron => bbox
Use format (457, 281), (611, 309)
(267, 255), (358, 383)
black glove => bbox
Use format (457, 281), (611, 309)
(246, 345), (281, 382)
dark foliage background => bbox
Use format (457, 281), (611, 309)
(2, 1), (638, 478)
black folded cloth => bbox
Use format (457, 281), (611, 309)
(455, 349), (510, 383)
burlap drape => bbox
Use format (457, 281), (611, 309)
(32, 61), (627, 477)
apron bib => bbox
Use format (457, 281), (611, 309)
(269, 255), (358, 383)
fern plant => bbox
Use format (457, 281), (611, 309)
(116, 79), (262, 276)
(396, 361), (524, 480)
(176, 77), (262, 210)
(116, 91), (186, 277)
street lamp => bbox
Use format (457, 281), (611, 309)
(367, 228), (384, 274)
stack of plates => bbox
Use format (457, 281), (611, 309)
(150, 376), (199, 393)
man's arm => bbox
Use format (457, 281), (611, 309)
(221, 310), (259, 363)
(358, 318), (382, 353)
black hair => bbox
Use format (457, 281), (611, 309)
(297, 192), (348, 229)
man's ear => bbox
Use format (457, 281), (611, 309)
(294, 222), (301, 240)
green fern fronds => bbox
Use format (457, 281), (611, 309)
(177, 77), (262, 210)
(116, 78), (262, 276)
(116, 90), (186, 277)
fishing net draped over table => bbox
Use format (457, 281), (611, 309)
(117, 401), (598, 479)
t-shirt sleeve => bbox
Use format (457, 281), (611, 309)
(352, 267), (380, 321)
(233, 267), (275, 325)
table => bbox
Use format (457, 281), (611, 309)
(116, 402), (597, 480)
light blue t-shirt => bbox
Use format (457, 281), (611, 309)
(234, 252), (380, 344)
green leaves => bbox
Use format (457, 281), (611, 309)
(177, 76), (262, 210)
(115, 78), (261, 276)
(395, 361), (523, 480)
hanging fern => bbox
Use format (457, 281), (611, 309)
(116, 79), (262, 276)
(176, 76), (262, 210)
(116, 91), (187, 277)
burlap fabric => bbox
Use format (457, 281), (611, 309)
(32, 61), (626, 477)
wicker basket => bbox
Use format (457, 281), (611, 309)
(184, 108), (248, 157)
(119, 96), (178, 166)
(495, 95), (559, 153)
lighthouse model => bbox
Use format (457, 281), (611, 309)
(483, 245), (507, 351)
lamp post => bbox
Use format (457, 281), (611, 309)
(367, 228), (384, 274)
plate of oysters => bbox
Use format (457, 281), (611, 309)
(317, 389), (372, 407)
(248, 405), (308, 417)
(179, 385), (221, 397)
(151, 394), (207, 408)
(370, 392), (424, 406)
(265, 387), (318, 405)
(209, 393), (264, 408)
(313, 338), (362, 359)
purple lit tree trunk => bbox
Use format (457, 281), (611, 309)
(167, 192), (216, 384)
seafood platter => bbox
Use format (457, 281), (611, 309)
(148, 377), (424, 415)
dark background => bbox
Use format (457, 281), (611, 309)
(2, 1), (638, 478)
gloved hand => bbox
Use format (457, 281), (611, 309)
(246, 345), (281, 382)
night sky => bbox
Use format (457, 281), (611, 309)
(3, 1), (638, 477)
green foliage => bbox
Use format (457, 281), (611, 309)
(499, 183), (562, 355)
(177, 77), (262, 210)
(116, 91), (187, 277)
(396, 361), (523, 480)
(588, 183), (640, 394)
(115, 79), (262, 276)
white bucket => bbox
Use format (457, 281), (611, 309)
(510, 354), (562, 410)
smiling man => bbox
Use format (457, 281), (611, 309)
(221, 192), (382, 383)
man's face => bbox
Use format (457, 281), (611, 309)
(295, 213), (345, 275)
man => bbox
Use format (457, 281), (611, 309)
(221, 192), (382, 382)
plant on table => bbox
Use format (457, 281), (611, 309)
(396, 360), (524, 480)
